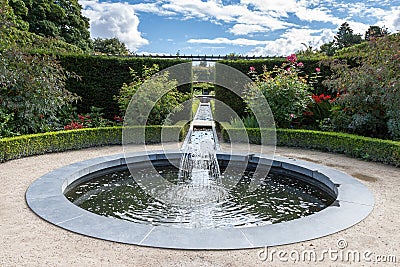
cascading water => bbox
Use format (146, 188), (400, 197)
(168, 103), (227, 207)
(63, 98), (336, 229)
(178, 104), (221, 186)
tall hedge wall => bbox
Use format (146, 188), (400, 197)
(58, 55), (191, 118)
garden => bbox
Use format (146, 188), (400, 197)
(1, 0), (400, 265)
(0, 0), (399, 165)
(1, 16), (399, 166)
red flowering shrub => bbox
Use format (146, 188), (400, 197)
(64, 122), (84, 130)
(302, 94), (335, 129)
(63, 107), (113, 130)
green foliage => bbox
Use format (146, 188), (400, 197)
(0, 48), (80, 136)
(333, 22), (363, 50)
(244, 55), (313, 128)
(365, 25), (388, 41)
(1, 0), (82, 53)
(7, 0), (29, 30)
(10, 0), (92, 51)
(230, 116), (259, 128)
(58, 54), (190, 118)
(323, 33), (400, 139)
(0, 107), (17, 138)
(63, 106), (115, 130)
(0, 125), (186, 162)
(220, 125), (400, 167)
(0, 0), (18, 30)
(320, 42), (336, 56)
(93, 37), (130, 55)
(116, 64), (191, 125)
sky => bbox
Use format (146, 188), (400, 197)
(79, 0), (400, 56)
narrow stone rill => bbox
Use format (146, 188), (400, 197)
(167, 103), (227, 206)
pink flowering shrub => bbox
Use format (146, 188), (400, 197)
(245, 54), (313, 128)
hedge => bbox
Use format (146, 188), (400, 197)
(2, 125), (399, 166)
(0, 125), (187, 162)
(221, 126), (400, 167)
(58, 54), (192, 118)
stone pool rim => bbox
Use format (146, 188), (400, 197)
(25, 150), (374, 250)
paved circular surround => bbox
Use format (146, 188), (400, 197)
(26, 151), (374, 250)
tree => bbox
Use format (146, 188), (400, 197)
(7, 0), (29, 30)
(9, 0), (92, 51)
(365, 25), (388, 41)
(1, 0), (80, 137)
(93, 37), (129, 55)
(334, 22), (363, 50)
(320, 41), (336, 56)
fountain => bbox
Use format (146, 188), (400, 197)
(172, 103), (227, 206)
(25, 62), (374, 249)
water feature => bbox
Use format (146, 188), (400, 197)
(63, 104), (335, 228)
(64, 165), (334, 229)
(173, 103), (226, 207)
(26, 62), (374, 248)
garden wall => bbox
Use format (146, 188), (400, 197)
(58, 55), (191, 118)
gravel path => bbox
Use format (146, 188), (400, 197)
(1, 144), (399, 266)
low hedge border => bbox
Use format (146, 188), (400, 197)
(2, 125), (399, 167)
(221, 126), (400, 167)
(0, 125), (187, 163)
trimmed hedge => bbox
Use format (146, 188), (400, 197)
(58, 54), (191, 118)
(0, 125), (186, 162)
(221, 126), (400, 167)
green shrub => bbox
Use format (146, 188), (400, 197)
(0, 48), (79, 136)
(58, 54), (191, 118)
(0, 125), (186, 162)
(244, 55), (313, 128)
(220, 124), (400, 166)
(323, 33), (400, 140)
(230, 116), (259, 128)
(115, 64), (191, 125)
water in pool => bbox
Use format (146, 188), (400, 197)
(65, 165), (334, 229)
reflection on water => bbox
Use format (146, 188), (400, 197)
(65, 166), (334, 229)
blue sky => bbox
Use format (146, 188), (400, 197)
(79, 0), (399, 56)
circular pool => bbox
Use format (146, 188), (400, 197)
(26, 151), (374, 249)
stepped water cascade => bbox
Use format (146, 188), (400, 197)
(166, 103), (228, 209)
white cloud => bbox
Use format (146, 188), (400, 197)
(247, 28), (336, 56)
(80, 0), (148, 52)
(377, 7), (400, 33)
(158, 0), (293, 33)
(188, 37), (271, 46)
(229, 24), (269, 35)
(130, 3), (177, 16)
